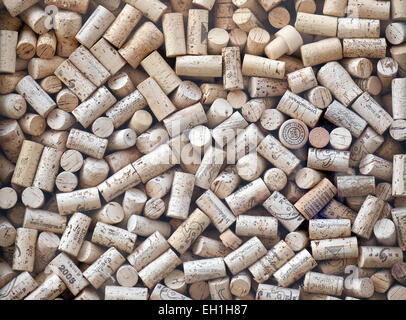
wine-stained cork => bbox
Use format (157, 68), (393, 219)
(83, 247), (125, 289)
(162, 13), (186, 58)
(359, 154), (393, 182)
(311, 237), (358, 261)
(16, 26), (36, 60)
(277, 91), (322, 128)
(392, 208), (406, 251)
(23, 208), (66, 234)
(233, 8), (264, 32)
(278, 119), (309, 150)
(337, 18), (380, 39)
(75, 5), (114, 48)
(92, 222), (137, 254)
(90, 38), (126, 75)
(393, 155), (406, 198)
(104, 286), (148, 300)
(236, 215), (278, 239)
(256, 284), (300, 300)
(295, 12), (338, 36)
(0, 216), (16, 246)
(246, 28), (270, 56)
(222, 47), (244, 91)
(224, 237), (267, 275)
(139, 249), (181, 289)
(273, 249), (317, 287)
(317, 62), (362, 107)
(303, 272), (343, 296)
(347, 0), (390, 20)
(352, 92), (393, 135)
(12, 228), (37, 272)
(324, 101), (367, 138)
(257, 135), (300, 175)
(225, 178), (270, 216)
(242, 54), (285, 79)
(309, 219), (351, 240)
(44, 0), (89, 14)
(66, 129), (108, 160)
(176, 55), (223, 78)
(373, 219), (397, 247)
(265, 25), (302, 60)
(337, 176), (375, 198)
(263, 191), (305, 232)
(166, 172), (195, 220)
(341, 58), (373, 79)
(151, 283), (191, 300)
(358, 246), (403, 269)
(19, 6), (50, 35)
(208, 277), (232, 300)
(11, 140), (43, 188)
(294, 178), (337, 220)
(54, 60), (97, 102)
(214, 0), (237, 30)
(103, 4), (142, 49)
(300, 38), (342, 67)
(141, 51), (182, 95)
(0, 272), (38, 300)
(392, 78), (406, 120)
(343, 38), (387, 59)
(184, 257), (227, 284)
(16, 75), (56, 118)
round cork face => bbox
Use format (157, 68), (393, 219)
(279, 119), (309, 149)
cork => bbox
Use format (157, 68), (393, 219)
(79, 158), (109, 189)
(358, 246), (403, 269)
(392, 0), (406, 20)
(164, 269), (186, 294)
(390, 120), (406, 141)
(56, 187), (101, 216)
(136, 125), (168, 155)
(329, 127), (352, 151)
(0, 94), (25, 121)
(53, 10), (82, 55)
(222, 47), (244, 91)
(233, 8), (264, 32)
(57, 212), (90, 258)
(19, 6), (50, 35)
(17, 113), (45, 137)
(0, 71), (26, 95)
(194, 146), (225, 190)
(206, 99), (233, 128)
(388, 285), (406, 300)
(359, 154), (393, 182)
(208, 28), (229, 55)
(246, 28), (270, 56)
(265, 26), (302, 61)
(138, 249), (182, 289)
(236, 153), (267, 181)
(231, 123), (265, 161)
(119, 21), (164, 69)
(176, 55), (223, 78)
(263, 168), (287, 192)
(83, 247), (125, 289)
(309, 219), (351, 241)
(76, 241), (104, 265)
(181, 258), (226, 285)
(355, 76), (383, 96)
(343, 38), (387, 59)
(107, 129), (137, 151)
(16, 26), (36, 60)
(189, 125), (212, 153)
(145, 171), (173, 201)
(259, 109), (286, 132)
(103, 4), (142, 49)
(392, 261), (406, 285)
(256, 284), (300, 300)
(229, 29), (248, 52)
(115, 264), (139, 288)
(39, 76), (62, 95)
(310, 237), (359, 261)
(32, 146), (61, 193)
(294, 178), (337, 220)
(162, 13), (186, 58)
(303, 271), (344, 296)
(143, 198), (165, 220)
(294, 12), (337, 37)
(0, 155), (15, 186)
(337, 176), (375, 198)
(166, 172), (195, 220)
(21, 188), (42, 210)
(337, 18), (380, 39)
(0, 216), (16, 246)
(105, 77), (133, 104)
(323, 0), (347, 17)
(60, 150), (83, 173)
(35, 31), (56, 59)
(214, 0), (237, 30)
(392, 208), (406, 251)
(104, 286), (148, 300)
(31, 131), (68, 153)
(268, 6), (290, 29)
(66, 129), (108, 160)
(12, 228), (37, 272)
(352, 195), (385, 240)
(375, 182), (393, 202)
(106, 90), (147, 129)
(92, 202), (124, 225)
(33, 232), (60, 273)
(171, 81), (202, 109)
(125, 0), (167, 23)
(295, 167), (325, 190)
(151, 283), (191, 300)
(43, 0), (89, 14)
(373, 219), (397, 247)
(273, 249), (317, 287)
(284, 231), (309, 252)
(347, 0), (390, 20)
(0, 259), (16, 289)
(242, 54), (285, 80)
(192, 236), (232, 258)
(304, 87), (332, 110)
(393, 155), (406, 198)
(128, 215), (171, 239)
(27, 58), (62, 81)
(278, 119), (309, 150)
(209, 166), (240, 200)
(392, 78), (406, 120)
(0, 271), (38, 300)
(55, 89), (78, 112)
(208, 277), (232, 300)
(200, 83), (228, 104)
(23, 208), (67, 235)
(92, 222), (137, 254)
(370, 269), (394, 294)
(300, 37), (342, 67)
(236, 215), (278, 239)
(90, 38), (126, 75)
(25, 273), (66, 300)
(341, 58), (373, 80)
(377, 57), (398, 93)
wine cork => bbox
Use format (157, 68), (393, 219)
(136, 125), (168, 155)
(141, 51), (182, 95)
(325, 103), (366, 140)
(295, 167), (325, 190)
(25, 273), (66, 300)
(0, 259), (16, 290)
(370, 269), (394, 294)
(166, 172), (195, 220)
(119, 21), (164, 69)
(303, 272), (344, 296)
(127, 111), (152, 137)
(43, 0), (89, 14)
(114, 264), (139, 288)
(242, 54), (285, 79)
(206, 99), (233, 128)
(23, 208), (67, 234)
(208, 28), (229, 55)
(150, 283), (191, 300)
(359, 154), (393, 182)
(308, 148), (351, 173)
(188, 125), (212, 154)
(176, 55), (223, 78)
(338, 18), (380, 39)
(268, 6), (290, 29)
(76, 241), (104, 265)
(214, 0), (237, 30)
(373, 219), (397, 247)
(92, 202), (124, 225)
(0, 155), (15, 186)
(35, 31), (56, 59)
(386, 23), (406, 45)
(229, 28), (247, 52)
(171, 81), (202, 109)
(60, 150), (83, 173)
(392, 262), (406, 288)
(66, 129), (108, 160)
(285, 231), (309, 252)
(286, 67), (317, 94)
(194, 146), (225, 189)
(236, 215), (278, 239)
(183, 257), (227, 284)
(256, 284), (300, 300)
(57, 212), (90, 258)
(343, 38), (387, 59)
(375, 182), (393, 202)
(145, 171), (174, 201)
(329, 127), (352, 151)
(125, 0), (167, 23)
(18, 113), (45, 137)
(322, 0), (347, 17)
(0, 216), (16, 247)
(347, 0), (390, 20)
(128, 214), (171, 239)
(138, 249), (181, 289)
(0, 271), (38, 300)
(392, 78), (406, 120)
(32, 146), (61, 193)
(27, 57), (63, 81)
(356, 76), (383, 97)
(40, 76), (62, 95)
(222, 47), (244, 91)
(79, 158), (109, 189)
(192, 236), (232, 258)
(352, 195), (385, 240)
(245, 28), (270, 56)
(0, 94), (26, 120)
(104, 286), (148, 300)
(294, 178), (337, 220)
(236, 153), (267, 181)
(337, 176), (375, 198)
(200, 83), (227, 104)
(278, 119), (309, 150)
(232, 123), (265, 161)
(377, 57), (399, 93)
(16, 26), (36, 60)
(224, 236), (267, 275)
(163, 269), (186, 294)
(263, 169), (287, 192)
(387, 285), (406, 300)
(31, 131), (68, 154)
(300, 37), (343, 67)
(18, 5), (50, 35)
(90, 38), (126, 75)
(311, 237), (358, 261)
(56, 187), (101, 217)
(208, 277), (232, 300)
(162, 13), (186, 58)
(92, 222), (137, 254)
(33, 232), (60, 273)
(227, 91), (248, 110)
(11, 140), (43, 188)
(233, 8), (264, 32)
(103, 4), (142, 49)
(358, 246), (403, 269)
(341, 58), (373, 80)
(56, 89), (78, 113)
(83, 247), (125, 289)
(105, 148), (142, 175)
(305, 87), (332, 110)
(107, 129), (137, 151)
(390, 120), (406, 142)
(277, 91), (322, 128)
(106, 72), (135, 99)
(392, 208), (406, 251)
(295, 12), (337, 36)
(89, 117), (114, 139)
(265, 26), (303, 61)
(12, 228), (38, 272)
(273, 249), (317, 287)
(260, 109), (286, 132)
(209, 166), (240, 200)
(53, 10), (82, 54)
(143, 198), (165, 220)
(0, 71), (26, 95)
(0, 187), (17, 211)
(309, 219), (351, 240)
